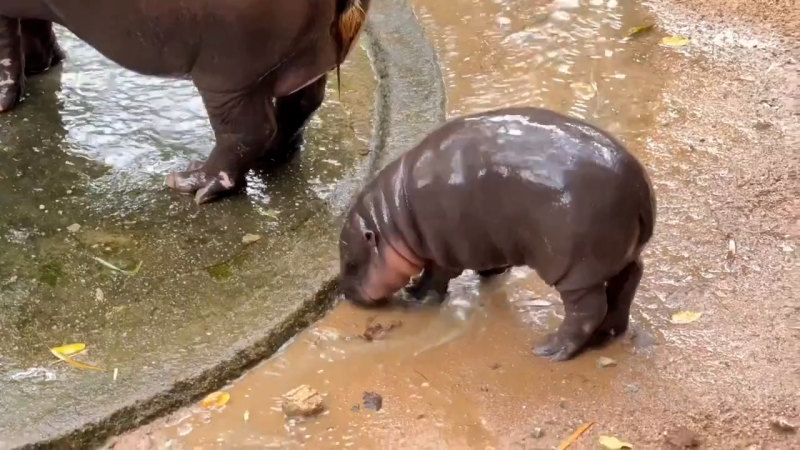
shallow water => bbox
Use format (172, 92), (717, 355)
(108, 1), (718, 448)
(0, 25), (375, 439)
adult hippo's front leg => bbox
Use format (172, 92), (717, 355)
(166, 84), (276, 204)
(21, 19), (65, 74)
(0, 16), (22, 112)
(0, 17), (64, 112)
(261, 74), (328, 167)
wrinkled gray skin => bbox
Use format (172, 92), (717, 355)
(339, 107), (657, 361)
(0, 0), (369, 204)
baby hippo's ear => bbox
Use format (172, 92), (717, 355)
(364, 230), (378, 247)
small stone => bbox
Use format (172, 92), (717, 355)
(363, 392), (383, 411)
(95, 288), (105, 303)
(281, 385), (324, 418)
(66, 223), (81, 233)
(490, 362), (501, 370)
(597, 356), (618, 368)
(350, 405), (360, 412)
(770, 417), (797, 433)
(242, 234), (262, 244)
(664, 426), (700, 448)
(39, 204), (45, 210)
(531, 427), (544, 438)
(624, 383), (640, 393)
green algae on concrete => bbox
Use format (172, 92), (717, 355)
(0, 0), (445, 447)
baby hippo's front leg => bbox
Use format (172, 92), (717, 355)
(404, 263), (461, 303)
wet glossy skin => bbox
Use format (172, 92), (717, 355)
(339, 107), (656, 360)
(0, 0), (369, 204)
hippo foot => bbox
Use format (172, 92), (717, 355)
(400, 286), (444, 304)
(477, 266), (511, 279)
(25, 44), (64, 75)
(586, 315), (630, 348)
(0, 64), (23, 113)
(258, 134), (303, 169)
(165, 161), (245, 205)
(533, 333), (580, 361)
(0, 80), (22, 113)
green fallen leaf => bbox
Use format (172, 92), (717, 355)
(671, 311), (702, 324)
(599, 435), (633, 449)
(627, 24), (654, 37)
(659, 36), (691, 47)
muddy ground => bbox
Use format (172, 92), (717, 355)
(108, 0), (798, 448)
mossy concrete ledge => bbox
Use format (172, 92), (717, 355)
(3, 0), (445, 448)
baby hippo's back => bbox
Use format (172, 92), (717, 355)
(399, 107), (654, 288)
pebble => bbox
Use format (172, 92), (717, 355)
(770, 417), (797, 433)
(242, 233), (261, 244)
(531, 427), (544, 438)
(597, 356), (618, 368)
(363, 392), (383, 411)
(66, 223), (81, 233)
(281, 385), (325, 418)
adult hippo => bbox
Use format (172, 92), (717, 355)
(0, 0), (369, 203)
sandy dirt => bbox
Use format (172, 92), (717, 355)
(108, 0), (798, 448)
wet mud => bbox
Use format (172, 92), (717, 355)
(112, 0), (797, 448)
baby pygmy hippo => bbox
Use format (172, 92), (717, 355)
(339, 107), (656, 361)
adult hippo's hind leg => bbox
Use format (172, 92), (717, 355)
(21, 19), (65, 75)
(534, 283), (608, 361)
(166, 84), (276, 204)
(260, 74), (328, 167)
(0, 16), (23, 112)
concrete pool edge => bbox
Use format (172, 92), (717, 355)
(17, 0), (446, 448)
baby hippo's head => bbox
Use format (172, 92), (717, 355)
(339, 212), (422, 307)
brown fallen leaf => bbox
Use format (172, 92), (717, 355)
(201, 391), (230, 409)
(362, 319), (403, 341)
(557, 422), (595, 450)
(49, 347), (106, 372)
(599, 435), (633, 449)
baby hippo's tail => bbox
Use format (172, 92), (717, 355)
(636, 171), (657, 250)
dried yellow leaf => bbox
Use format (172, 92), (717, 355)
(659, 36), (691, 47)
(600, 435), (633, 449)
(626, 24), (654, 37)
(201, 391), (231, 409)
(242, 234), (262, 244)
(671, 311), (702, 324)
(51, 343), (85, 356)
(49, 348), (106, 372)
(557, 422), (595, 450)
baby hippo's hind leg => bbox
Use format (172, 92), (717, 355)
(534, 283), (608, 361)
(590, 258), (643, 345)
